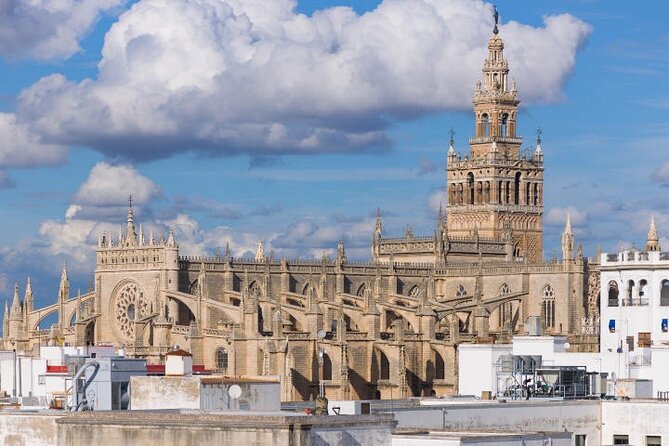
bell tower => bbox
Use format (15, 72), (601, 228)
(446, 8), (544, 262)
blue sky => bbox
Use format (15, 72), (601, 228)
(0, 0), (667, 306)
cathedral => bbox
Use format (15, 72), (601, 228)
(1, 21), (601, 401)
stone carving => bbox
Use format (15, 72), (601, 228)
(114, 282), (148, 339)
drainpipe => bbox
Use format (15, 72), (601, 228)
(70, 361), (100, 411)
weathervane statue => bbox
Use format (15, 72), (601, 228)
(493, 5), (499, 35)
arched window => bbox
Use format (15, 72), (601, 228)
(533, 183), (539, 205)
(456, 285), (467, 297)
(322, 352), (332, 381)
(249, 281), (262, 299)
(482, 114), (490, 136)
(608, 281), (619, 307)
(435, 352), (445, 380)
(639, 279), (647, 297)
(498, 283), (512, 327)
(467, 173), (475, 205)
(385, 310), (402, 330)
(380, 351), (390, 380)
(501, 113), (508, 137)
(542, 285), (555, 329)
(625, 280), (635, 306)
(514, 172), (521, 205)
(661, 280), (669, 306)
(216, 348), (229, 372)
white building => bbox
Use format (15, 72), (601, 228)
(599, 218), (669, 395)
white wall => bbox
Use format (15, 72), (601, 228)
(458, 344), (512, 396)
(602, 400), (669, 446)
(392, 400), (600, 446)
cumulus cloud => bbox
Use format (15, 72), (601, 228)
(0, 0), (126, 60)
(73, 162), (161, 208)
(17, 0), (591, 160)
(429, 189), (446, 213)
(37, 162), (161, 269)
(0, 112), (66, 168)
(545, 206), (588, 227)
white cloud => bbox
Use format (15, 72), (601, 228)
(429, 189), (446, 213)
(74, 162), (161, 207)
(18, 0), (591, 159)
(0, 112), (66, 167)
(545, 206), (588, 227)
(36, 162), (161, 270)
(0, 0), (126, 60)
(653, 161), (669, 185)
(38, 216), (100, 268)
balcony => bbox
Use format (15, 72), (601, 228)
(621, 297), (649, 307)
(468, 136), (523, 145)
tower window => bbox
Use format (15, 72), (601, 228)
(482, 114), (489, 137)
(467, 173), (475, 205)
(501, 114), (508, 137)
(514, 173), (521, 205)
(542, 285), (555, 329)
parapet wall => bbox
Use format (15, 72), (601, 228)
(0, 410), (396, 446)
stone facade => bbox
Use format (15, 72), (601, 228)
(0, 25), (599, 402)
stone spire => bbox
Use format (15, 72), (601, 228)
(561, 213), (574, 261)
(336, 240), (346, 264)
(224, 242), (231, 262)
(10, 283), (21, 321)
(375, 208), (382, 239)
(138, 224), (145, 246)
(646, 216), (661, 252)
(58, 263), (70, 301)
(255, 239), (266, 262)
(166, 227), (177, 247)
(24, 276), (33, 314)
(535, 127), (543, 159)
(125, 195), (137, 246)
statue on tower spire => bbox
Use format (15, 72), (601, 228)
(493, 5), (499, 35)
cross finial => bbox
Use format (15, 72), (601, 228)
(536, 127), (542, 145)
(448, 128), (455, 147)
(128, 194), (133, 208)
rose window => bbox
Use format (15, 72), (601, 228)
(114, 282), (148, 339)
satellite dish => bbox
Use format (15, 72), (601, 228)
(317, 329), (327, 340)
(563, 342), (571, 350)
(228, 384), (242, 399)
